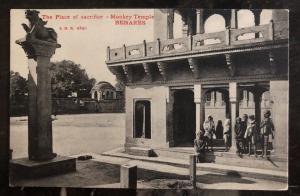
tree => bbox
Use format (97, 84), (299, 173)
(10, 71), (28, 104)
(50, 60), (96, 98)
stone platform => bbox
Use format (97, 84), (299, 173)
(10, 156), (76, 179)
(102, 147), (288, 183)
(125, 147), (156, 157)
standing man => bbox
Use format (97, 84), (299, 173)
(235, 117), (244, 155)
(241, 114), (248, 153)
(203, 116), (215, 152)
(223, 116), (231, 152)
(260, 110), (275, 158)
(244, 115), (258, 157)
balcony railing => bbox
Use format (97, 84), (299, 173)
(106, 21), (288, 63)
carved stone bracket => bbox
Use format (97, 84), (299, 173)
(157, 62), (167, 81)
(122, 65), (133, 83)
(188, 58), (200, 79)
(108, 66), (126, 82)
(225, 54), (236, 77)
(142, 63), (153, 82)
(268, 51), (277, 75)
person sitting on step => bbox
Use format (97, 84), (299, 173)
(194, 131), (206, 163)
(203, 116), (215, 152)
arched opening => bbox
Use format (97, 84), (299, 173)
(204, 89), (229, 141)
(134, 100), (151, 139)
(237, 10), (256, 40)
(173, 12), (183, 38)
(260, 10), (273, 25)
(173, 89), (195, 147)
(94, 91), (98, 100)
(204, 14), (226, 45)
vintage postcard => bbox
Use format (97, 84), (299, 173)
(9, 9), (288, 190)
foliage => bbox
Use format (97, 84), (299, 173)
(50, 60), (96, 98)
(10, 71), (28, 104)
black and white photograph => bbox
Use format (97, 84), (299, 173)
(9, 8), (289, 190)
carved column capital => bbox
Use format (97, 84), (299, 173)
(225, 54), (236, 77)
(157, 62), (167, 81)
(16, 38), (61, 60)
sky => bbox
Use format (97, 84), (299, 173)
(10, 9), (272, 85)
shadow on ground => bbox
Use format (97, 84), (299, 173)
(10, 159), (254, 188)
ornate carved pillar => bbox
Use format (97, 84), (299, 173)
(188, 58), (200, 79)
(229, 82), (239, 153)
(253, 87), (264, 127)
(194, 84), (205, 134)
(166, 89), (174, 146)
(196, 9), (204, 34)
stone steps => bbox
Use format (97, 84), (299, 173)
(101, 148), (287, 183)
(154, 147), (287, 171)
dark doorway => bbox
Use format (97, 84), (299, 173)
(173, 89), (195, 147)
(134, 100), (151, 139)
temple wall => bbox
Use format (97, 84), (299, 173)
(125, 85), (169, 148)
(270, 80), (288, 159)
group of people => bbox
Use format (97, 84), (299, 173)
(194, 110), (275, 162)
(235, 110), (275, 158)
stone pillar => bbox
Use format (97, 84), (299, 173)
(253, 10), (262, 38)
(270, 80), (288, 158)
(189, 155), (197, 188)
(166, 89), (174, 147)
(120, 164), (137, 189)
(229, 82), (239, 152)
(254, 91), (263, 127)
(16, 38), (60, 161)
(196, 9), (204, 34)
(231, 9), (238, 29)
(194, 84), (205, 133)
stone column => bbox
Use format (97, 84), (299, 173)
(196, 9), (204, 34)
(254, 91), (263, 127)
(16, 38), (60, 161)
(194, 84), (205, 133)
(166, 89), (174, 147)
(229, 82), (239, 152)
(120, 164), (137, 189)
(231, 9), (238, 29)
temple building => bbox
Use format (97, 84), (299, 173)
(106, 9), (288, 171)
(90, 81), (117, 101)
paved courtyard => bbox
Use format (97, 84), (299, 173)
(10, 113), (125, 159)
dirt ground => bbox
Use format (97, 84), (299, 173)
(10, 113), (125, 158)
